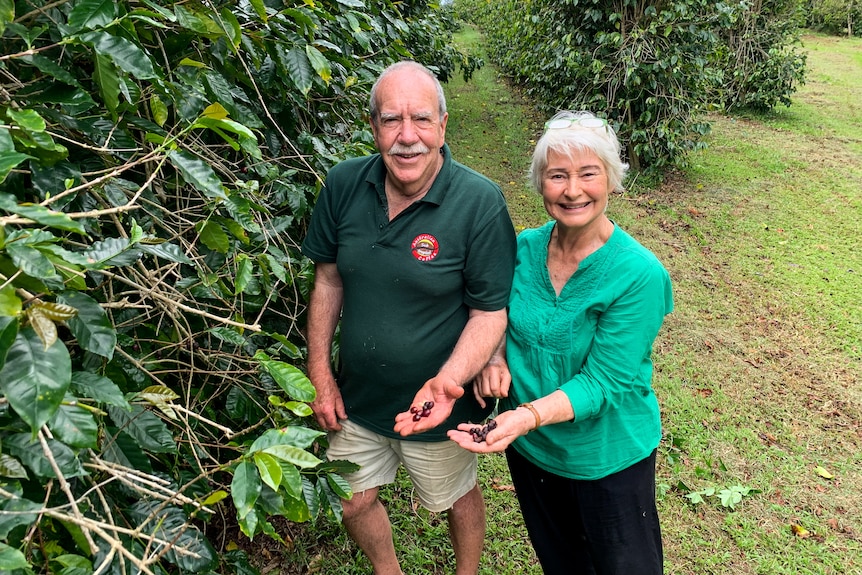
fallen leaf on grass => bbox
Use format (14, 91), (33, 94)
(814, 465), (835, 479)
(790, 523), (811, 538)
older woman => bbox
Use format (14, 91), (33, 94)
(448, 111), (673, 574)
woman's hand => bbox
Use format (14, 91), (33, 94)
(447, 406), (535, 453)
(471, 356), (511, 408)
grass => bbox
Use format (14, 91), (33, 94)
(244, 28), (862, 575)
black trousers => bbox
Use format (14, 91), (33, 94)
(506, 447), (664, 575)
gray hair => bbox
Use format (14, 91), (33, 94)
(368, 61), (447, 123)
(529, 111), (628, 193)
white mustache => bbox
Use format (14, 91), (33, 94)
(388, 143), (430, 156)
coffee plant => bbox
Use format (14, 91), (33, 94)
(454, 0), (807, 173)
(805, 0), (861, 36)
(0, 1), (474, 573)
(713, 0), (807, 112)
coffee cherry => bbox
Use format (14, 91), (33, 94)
(409, 401), (435, 421)
(469, 419), (497, 443)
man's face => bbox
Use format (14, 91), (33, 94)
(371, 68), (448, 196)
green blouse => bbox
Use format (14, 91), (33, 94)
(501, 221), (673, 480)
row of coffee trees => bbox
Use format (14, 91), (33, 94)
(0, 1), (476, 574)
(454, 0), (809, 174)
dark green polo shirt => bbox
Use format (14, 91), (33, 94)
(302, 144), (516, 441)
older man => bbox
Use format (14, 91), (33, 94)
(301, 60), (516, 575)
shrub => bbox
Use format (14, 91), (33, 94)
(0, 1), (472, 572)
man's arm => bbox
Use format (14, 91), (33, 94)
(394, 307), (507, 436)
(306, 262), (347, 431)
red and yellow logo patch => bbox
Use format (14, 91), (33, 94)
(411, 234), (439, 262)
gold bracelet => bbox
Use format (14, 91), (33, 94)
(518, 402), (542, 431)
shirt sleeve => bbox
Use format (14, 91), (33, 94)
(561, 254), (673, 421)
(462, 203), (517, 311)
(301, 178), (340, 264)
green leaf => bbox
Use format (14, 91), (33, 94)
(5, 242), (58, 280)
(5, 433), (86, 478)
(305, 44), (331, 84)
(262, 254), (288, 283)
(0, 316), (18, 371)
(0, 0), (14, 36)
(22, 53), (83, 88)
(260, 445), (322, 469)
(282, 492), (311, 522)
(80, 30), (157, 80)
(231, 460), (261, 520)
(150, 93), (168, 126)
(67, 0), (117, 32)
(71, 371), (130, 408)
(82, 237), (142, 268)
(0, 542), (29, 571)
(198, 220), (230, 253)
(283, 47), (313, 96)
(138, 241), (195, 265)
(6, 108), (45, 131)
(249, 0), (267, 22)
(235, 254), (253, 294)
(217, 6), (242, 48)
(58, 291), (116, 360)
(326, 472), (353, 499)
(168, 150), (226, 199)
(174, 4), (221, 35)
(0, 152), (31, 184)
(254, 351), (316, 402)
(0, 285), (22, 316)
(128, 501), (217, 572)
(0, 328), (71, 433)
(248, 427), (324, 453)
(48, 395), (99, 448)
(254, 452), (283, 492)
(224, 196), (261, 233)
(280, 462), (303, 500)
(0, 498), (41, 541)
(93, 53), (120, 113)
(0, 453), (27, 479)
(194, 116), (261, 159)
(317, 479), (343, 522)
(207, 326), (246, 346)
(107, 404), (177, 453)
(101, 426), (152, 472)
(0, 193), (86, 234)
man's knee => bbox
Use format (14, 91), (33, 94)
(341, 487), (380, 519)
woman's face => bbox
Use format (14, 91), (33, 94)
(541, 148), (611, 230)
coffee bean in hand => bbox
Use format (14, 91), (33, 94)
(410, 401), (435, 421)
(469, 419), (497, 443)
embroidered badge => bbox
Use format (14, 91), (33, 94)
(411, 234), (439, 262)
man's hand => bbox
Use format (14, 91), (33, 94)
(309, 373), (347, 431)
(393, 374), (464, 436)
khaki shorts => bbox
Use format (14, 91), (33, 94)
(326, 419), (478, 513)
